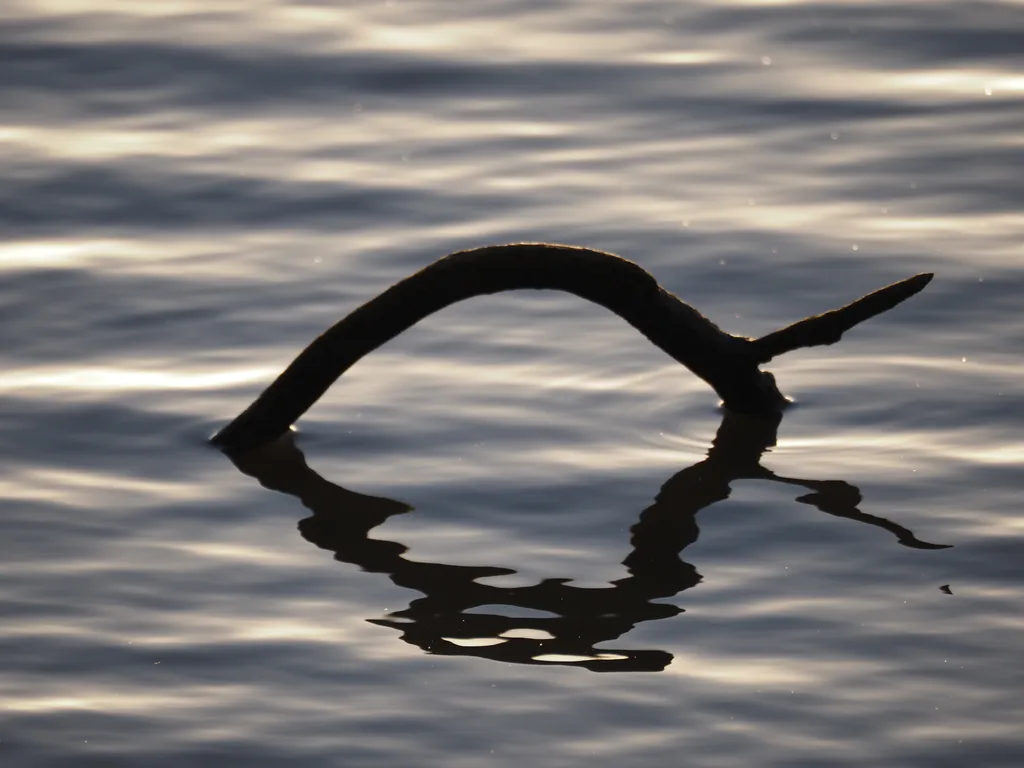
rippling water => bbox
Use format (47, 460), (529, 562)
(2, 1), (1023, 765)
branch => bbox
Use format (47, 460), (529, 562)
(751, 272), (933, 363)
(212, 244), (931, 454)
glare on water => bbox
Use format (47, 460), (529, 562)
(1, 1), (1022, 766)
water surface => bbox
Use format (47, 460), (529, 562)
(2, 1), (1023, 766)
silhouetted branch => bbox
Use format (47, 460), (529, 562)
(751, 272), (933, 363)
(212, 244), (931, 454)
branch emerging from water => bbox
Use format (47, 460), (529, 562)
(211, 244), (932, 454)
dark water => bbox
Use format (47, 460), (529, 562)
(2, 1), (1023, 766)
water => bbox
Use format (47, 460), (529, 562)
(2, 1), (1022, 765)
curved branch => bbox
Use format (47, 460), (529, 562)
(212, 243), (931, 454)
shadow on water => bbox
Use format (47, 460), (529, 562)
(228, 411), (950, 673)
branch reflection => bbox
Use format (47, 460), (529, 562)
(229, 412), (949, 673)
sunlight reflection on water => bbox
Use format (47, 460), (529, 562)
(1, 0), (1023, 766)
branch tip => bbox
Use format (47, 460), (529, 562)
(751, 271), (934, 363)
